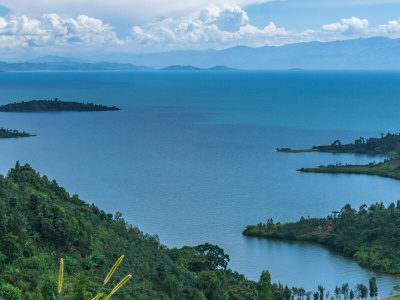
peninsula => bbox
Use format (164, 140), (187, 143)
(278, 132), (400, 180)
(244, 201), (400, 275)
(0, 99), (120, 112)
(0, 127), (34, 138)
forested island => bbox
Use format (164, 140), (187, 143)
(0, 127), (34, 138)
(0, 162), (387, 299)
(244, 201), (400, 275)
(278, 133), (400, 180)
(0, 99), (120, 112)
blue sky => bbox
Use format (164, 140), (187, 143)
(0, 0), (400, 59)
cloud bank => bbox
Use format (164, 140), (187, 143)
(0, 14), (121, 50)
(0, 4), (400, 54)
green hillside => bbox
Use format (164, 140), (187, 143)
(0, 162), (257, 299)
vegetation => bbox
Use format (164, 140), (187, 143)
(244, 201), (400, 274)
(278, 132), (400, 180)
(0, 162), (261, 299)
(0, 163), (392, 299)
(0, 128), (34, 138)
(0, 99), (120, 112)
(277, 132), (400, 155)
(298, 157), (400, 180)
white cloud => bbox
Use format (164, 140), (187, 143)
(0, 0), (276, 25)
(377, 20), (400, 35)
(0, 14), (121, 49)
(130, 4), (289, 51)
(321, 17), (369, 34)
(1, 4), (400, 54)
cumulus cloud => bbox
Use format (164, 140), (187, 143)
(130, 4), (289, 50)
(1, 3), (400, 54)
(321, 17), (369, 34)
(0, 14), (121, 49)
(377, 19), (400, 35)
(0, 0), (275, 25)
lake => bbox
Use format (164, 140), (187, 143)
(0, 71), (399, 296)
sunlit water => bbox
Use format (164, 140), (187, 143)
(0, 71), (399, 296)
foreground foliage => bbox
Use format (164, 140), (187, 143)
(244, 201), (400, 274)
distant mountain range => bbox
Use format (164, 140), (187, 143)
(1, 37), (400, 70)
(99, 36), (400, 69)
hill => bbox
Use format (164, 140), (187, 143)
(0, 162), (263, 299)
(0, 61), (153, 72)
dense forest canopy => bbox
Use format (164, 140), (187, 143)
(244, 201), (400, 274)
(0, 99), (120, 112)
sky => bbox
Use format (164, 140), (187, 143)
(0, 0), (400, 59)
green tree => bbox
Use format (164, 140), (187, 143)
(198, 270), (221, 299)
(356, 284), (368, 300)
(195, 243), (230, 271)
(318, 285), (325, 300)
(258, 270), (273, 300)
(368, 277), (378, 299)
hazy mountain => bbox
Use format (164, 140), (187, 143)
(27, 55), (89, 63)
(97, 37), (400, 70)
(0, 61), (153, 71)
(159, 65), (237, 71)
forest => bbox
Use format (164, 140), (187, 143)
(244, 201), (400, 274)
(0, 99), (120, 112)
(0, 162), (386, 299)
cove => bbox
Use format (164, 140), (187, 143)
(0, 71), (399, 296)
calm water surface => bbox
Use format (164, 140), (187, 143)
(0, 71), (399, 296)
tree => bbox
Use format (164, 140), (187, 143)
(356, 284), (368, 300)
(349, 289), (355, 300)
(198, 271), (221, 300)
(258, 270), (273, 300)
(341, 283), (349, 300)
(369, 277), (378, 299)
(318, 285), (325, 300)
(195, 243), (230, 270)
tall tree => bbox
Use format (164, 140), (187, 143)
(369, 277), (378, 299)
(318, 285), (325, 300)
(258, 270), (273, 300)
(356, 284), (368, 300)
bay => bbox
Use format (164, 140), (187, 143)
(0, 71), (399, 296)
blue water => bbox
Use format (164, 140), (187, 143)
(0, 71), (400, 296)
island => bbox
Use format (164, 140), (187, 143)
(0, 127), (34, 138)
(278, 132), (400, 180)
(244, 201), (400, 275)
(0, 99), (120, 112)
